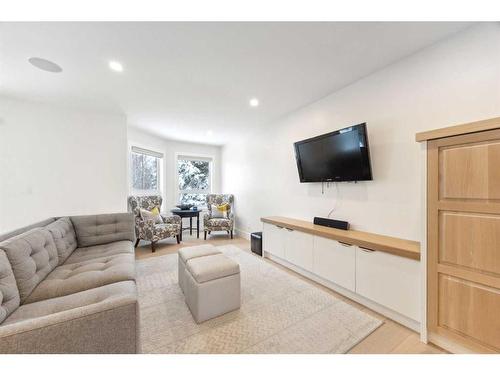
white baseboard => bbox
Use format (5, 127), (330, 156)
(265, 251), (421, 333)
(234, 227), (251, 240)
(428, 333), (477, 354)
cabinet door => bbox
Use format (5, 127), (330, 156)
(262, 223), (285, 258)
(355, 247), (420, 321)
(313, 236), (355, 291)
(284, 228), (313, 271)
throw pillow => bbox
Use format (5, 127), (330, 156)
(210, 203), (230, 219)
(140, 207), (163, 224)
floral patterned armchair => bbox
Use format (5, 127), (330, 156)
(128, 195), (182, 252)
(203, 194), (234, 240)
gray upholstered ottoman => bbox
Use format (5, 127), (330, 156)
(178, 244), (221, 293)
(184, 254), (241, 323)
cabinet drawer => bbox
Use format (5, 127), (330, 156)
(356, 247), (420, 321)
(262, 223), (285, 258)
(285, 228), (313, 271)
(313, 236), (355, 291)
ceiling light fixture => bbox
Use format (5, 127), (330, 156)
(108, 61), (124, 72)
(28, 57), (63, 73)
(249, 98), (259, 107)
(206, 130), (214, 137)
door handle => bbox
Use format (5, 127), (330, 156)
(359, 246), (375, 253)
(338, 241), (353, 247)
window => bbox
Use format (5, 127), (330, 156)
(177, 156), (211, 207)
(130, 146), (163, 193)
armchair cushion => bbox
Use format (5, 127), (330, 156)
(162, 214), (181, 225)
(206, 218), (232, 229)
(139, 207), (163, 224)
(206, 194), (234, 218)
(152, 224), (181, 242)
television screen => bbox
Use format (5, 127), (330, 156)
(294, 123), (372, 182)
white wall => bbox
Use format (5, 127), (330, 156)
(222, 23), (500, 240)
(126, 127), (222, 214)
(0, 97), (128, 232)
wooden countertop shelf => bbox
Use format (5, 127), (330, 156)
(261, 216), (420, 260)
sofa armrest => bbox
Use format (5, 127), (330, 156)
(162, 214), (181, 225)
(0, 295), (139, 354)
(70, 213), (135, 247)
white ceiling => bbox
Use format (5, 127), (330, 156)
(0, 22), (473, 145)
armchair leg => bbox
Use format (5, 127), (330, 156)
(176, 235), (180, 244)
(204, 231), (207, 240)
(134, 238), (140, 248)
(151, 241), (156, 253)
(231, 230), (233, 239)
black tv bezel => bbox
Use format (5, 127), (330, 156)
(294, 123), (373, 183)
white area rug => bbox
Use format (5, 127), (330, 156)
(137, 244), (382, 353)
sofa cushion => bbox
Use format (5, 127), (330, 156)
(64, 240), (134, 265)
(45, 218), (77, 265)
(186, 254), (240, 283)
(178, 244), (221, 264)
(0, 218), (56, 243)
(0, 250), (20, 324)
(24, 254), (135, 303)
(70, 213), (135, 247)
(0, 228), (58, 303)
(3, 281), (136, 325)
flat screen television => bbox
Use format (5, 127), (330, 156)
(294, 123), (372, 182)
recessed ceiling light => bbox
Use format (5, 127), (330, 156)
(28, 57), (62, 73)
(108, 61), (123, 72)
(206, 130), (214, 137)
(249, 98), (259, 107)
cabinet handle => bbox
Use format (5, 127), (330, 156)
(359, 246), (375, 253)
(338, 241), (353, 247)
(276, 225), (284, 229)
(286, 228), (294, 232)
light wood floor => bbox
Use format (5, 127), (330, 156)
(135, 234), (446, 354)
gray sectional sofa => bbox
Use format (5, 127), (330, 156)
(0, 213), (139, 354)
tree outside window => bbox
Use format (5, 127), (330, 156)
(130, 148), (162, 193)
(178, 158), (211, 207)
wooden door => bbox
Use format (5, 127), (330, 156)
(428, 129), (500, 353)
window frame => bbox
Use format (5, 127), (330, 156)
(129, 145), (164, 196)
(175, 153), (213, 208)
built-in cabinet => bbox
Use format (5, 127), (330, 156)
(262, 219), (421, 329)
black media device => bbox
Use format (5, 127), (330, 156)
(294, 123), (372, 182)
(251, 232), (263, 256)
(313, 217), (349, 230)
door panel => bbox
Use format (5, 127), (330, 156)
(313, 236), (355, 291)
(438, 274), (500, 351)
(356, 247), (420, 321)
(262, 223), (285, 258)
(439, 140), (500, 200)
(285, 229), (313, 271)
(439, 211), (500, 276)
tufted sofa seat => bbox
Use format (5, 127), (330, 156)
(0, 213), (139, 354)
(65, 240), (134, 264)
